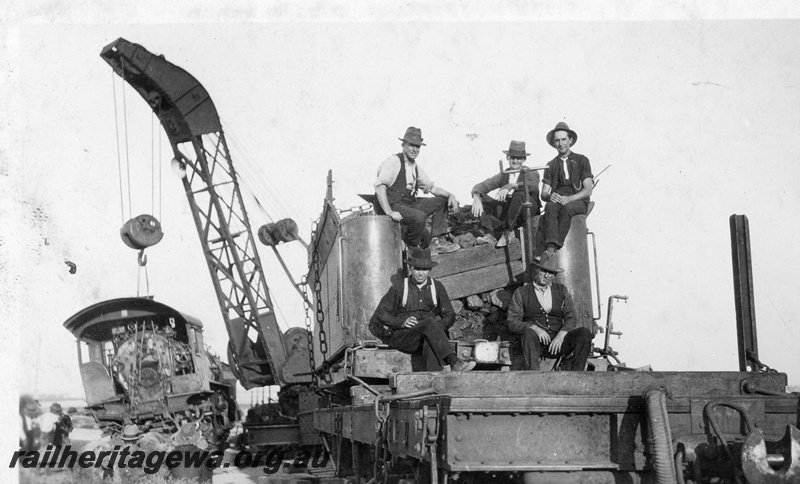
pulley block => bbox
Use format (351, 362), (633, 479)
(120, 214), (164, 250)
(258, 218), (299, 246)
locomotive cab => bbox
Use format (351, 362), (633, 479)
(63, 298), (218, 425)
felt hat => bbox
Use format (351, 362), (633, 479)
(502, 140), (530, 157)
(546, 122), (578, 148)
(405, 247), (437, 270)
(531, 252), (564, 274)
(50, 403), (62, 413)
(24, 401), (38, 413)
(399, 126), (426, 146)
(172, 422), (208, 449)
(121, 424), (142, 441)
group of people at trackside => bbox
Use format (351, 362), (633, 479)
(370, 123), (595, 373)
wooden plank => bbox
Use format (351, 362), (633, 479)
(431, 238), (522, 278)
(438, 260), (525, 300)
(392, 371), (789, 397)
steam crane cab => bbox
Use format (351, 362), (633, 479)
(63, 297), (238, 438)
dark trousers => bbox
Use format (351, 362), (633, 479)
(389, 318), (454, 371)
(391, 195), (448, 248)
(520, 326), (593, 371)
(543, 199), (588, 248)
(479, 192), (527, 236)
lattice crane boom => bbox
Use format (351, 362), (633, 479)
(100, 38), (309, 389)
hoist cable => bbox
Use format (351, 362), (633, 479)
(121, 60), (133, 220)
(112, 71), (125, 225)
(151, 112), (155, 215)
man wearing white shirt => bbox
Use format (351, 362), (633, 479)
(505, 253), (593, 370)
(374, 127), (461, 254)
(471, 140), (541, 248)
(35, 403), (62, 449)
(540, 122), (594, 254)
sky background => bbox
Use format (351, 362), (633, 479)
(2, 3), (800, 479)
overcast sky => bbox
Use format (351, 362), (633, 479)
(3, 4), (800, 479)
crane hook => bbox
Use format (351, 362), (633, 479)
(138, 249), (148, 267)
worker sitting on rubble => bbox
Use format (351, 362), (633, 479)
(374, 126), (461, 254)
(540, 122), (593, 254)
(505, 252), (593, 370)
(471, 140), (541, 248)
(371, 247), (476, 372)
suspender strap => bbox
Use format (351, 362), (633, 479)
(401, 278), (437, 309)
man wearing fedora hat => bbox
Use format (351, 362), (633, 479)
(506, 253), (593, 371)
(372, 247), (476, 372)
(541, 122), (594, 254)
(471, 140), (541, 248)
(374, 127), (461, 254)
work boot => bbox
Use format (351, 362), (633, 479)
(495, 230), (515, 248)
(430, 236), (460, 254)
(451, 360), (476, 372)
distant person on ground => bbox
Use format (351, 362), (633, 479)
(19, 400), (40, 451)
(53, 404), (74, 446)
(374, 126), (461, 254)
(35, 403), (63, 449)
(372, 247), (476, 372)
(540, 122), (593, 254)
(471, 140), (541, 248)
(505, 252), (593, 370)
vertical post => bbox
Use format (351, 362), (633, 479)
(520, 167), (535, 264)
(729, 214), (758, 372)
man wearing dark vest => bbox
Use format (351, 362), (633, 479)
(371, 247), (476, 372)
(471, 140), (541, 248)
(505, 252), (593, 370)
(374, 127), (461, 254)
(541, 122), (594, 254)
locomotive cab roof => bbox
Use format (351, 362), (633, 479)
(63, 297), (203, 342)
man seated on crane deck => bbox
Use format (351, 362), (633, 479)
(540, 122), (593, 255)
(371, 247), (476, 372)
(471, 140), (541, 248)
(505, 252), (593, 371)
(374, 127), (461, 254)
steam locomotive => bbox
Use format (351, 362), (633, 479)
(62, 297), (239, 445)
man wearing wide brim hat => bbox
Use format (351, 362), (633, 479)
(541, 122), (594, 254)
(373, 126), (461, 254)
(505, 252), (593, 371)
(471, 140), (542, 248)
(371, 247), (476, 372)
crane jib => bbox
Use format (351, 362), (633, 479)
(100, 38), (222, 144)
(100, 37), (310, 389)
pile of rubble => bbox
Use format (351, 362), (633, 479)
(446, 206), (496, 248)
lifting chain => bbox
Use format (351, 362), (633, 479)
(301, 279), (318, 390)
(373, 398), (391, 484)
(311, 242), (332, 384)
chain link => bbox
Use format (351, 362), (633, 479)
(301, 279), (318, 389)
(311, 245), (332, 384)
(373, 398), (391, 484)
